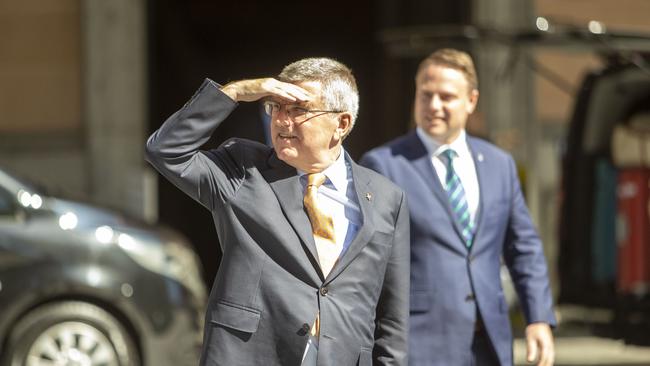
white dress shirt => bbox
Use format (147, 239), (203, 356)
(416, 128), (480, 223)
(299, 147), (361, 255)
(299, 147), (361, 365)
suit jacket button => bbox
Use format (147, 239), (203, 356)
(465, 293), (475, 302)
(302, 323), (311, 332)
(320, 287), (329, 296)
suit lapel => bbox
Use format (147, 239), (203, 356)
(262, 154), (321, 275)
(325, 156), (375, 282)
(467, 137), (486, 252)
(406, 132), (468, 252)
(406, 132), (449, 206)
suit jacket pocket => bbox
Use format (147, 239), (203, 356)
(210, 300), (261, 333)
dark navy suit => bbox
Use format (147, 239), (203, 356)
(361, 131), (555, 366)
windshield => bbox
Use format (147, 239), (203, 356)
(0, 166), (49, 196)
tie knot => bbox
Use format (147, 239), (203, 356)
(442, 148), (457, 160)
(441, 149), (458, 166)
(306, 173), (327, 188)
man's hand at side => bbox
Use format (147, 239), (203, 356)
(525, 322), (554, 366)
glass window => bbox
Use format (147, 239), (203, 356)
(0, 188), (16, 216)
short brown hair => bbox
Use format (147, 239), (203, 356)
(416, 48), (478, 91)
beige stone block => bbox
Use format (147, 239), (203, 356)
(0, 72), (81, 132)
(0, 13), (80, 70)
(536, 0), (650, 32)
(0, 0), (79, 16)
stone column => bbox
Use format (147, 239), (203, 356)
(472, 0), (542, 222)
(472, 0), (557, 292)
(82, 0), (156, 221)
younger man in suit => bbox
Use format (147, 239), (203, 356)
(146, 57), (409, 366)
(361, 48), (555, 366)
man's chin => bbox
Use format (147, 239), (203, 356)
(274, 147), (298, 163)
(421, 125), (446, 139)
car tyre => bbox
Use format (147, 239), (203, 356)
(2, 301), (140, 366)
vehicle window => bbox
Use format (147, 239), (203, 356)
(0, 187), (16, 216)
(1, 168), (45, 195)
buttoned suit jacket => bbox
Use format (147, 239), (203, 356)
(360, 131), (555, 366)
(145, 80), (410, 366)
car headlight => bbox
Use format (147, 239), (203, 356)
(17, 189), (43, 209)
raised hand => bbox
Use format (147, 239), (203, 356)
(220, 78), (312, 103)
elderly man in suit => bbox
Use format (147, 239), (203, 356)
(360, 49), (556, 366)
(145, 57), (409, 366)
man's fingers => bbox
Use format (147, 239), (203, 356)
(525, 323), (554, 365)
(269, 80), (312, 102)
(526, 337), (538, 363)
(537, 344), (555, 366)
(221, 78), (313, 103)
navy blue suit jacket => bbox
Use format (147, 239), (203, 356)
(361, 131), (555, 366)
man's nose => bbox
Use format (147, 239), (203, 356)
(274, 108), (292, 126)
(429, 94), (442, 110)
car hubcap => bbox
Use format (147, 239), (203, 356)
(25, 321), (119, 366)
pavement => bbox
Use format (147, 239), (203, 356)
(513, 305), (650, 366)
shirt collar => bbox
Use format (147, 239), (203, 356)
(416, 127), (471, 159)
(298, 147), (349, 192)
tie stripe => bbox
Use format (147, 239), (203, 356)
(442, 149), (475, 247)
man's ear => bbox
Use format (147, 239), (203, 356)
(467, 89), (479, 114)
(336, 113), (352, 140)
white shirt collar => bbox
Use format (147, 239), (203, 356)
(298, 147), (349, 192)
(321, 147), (349, 192)
(416, 127), (471, 160)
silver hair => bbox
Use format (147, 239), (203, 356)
(278, 57), (359, 135)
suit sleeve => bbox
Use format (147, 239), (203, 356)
(145, 79), (246, 211)
(373, 191), (410, 366)
(502, 156), (557, 327)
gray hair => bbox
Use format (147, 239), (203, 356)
(278, 57), (359, 135)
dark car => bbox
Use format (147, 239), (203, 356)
(0, 167), (207, 365)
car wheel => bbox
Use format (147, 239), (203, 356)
(3, 301), (140, 366)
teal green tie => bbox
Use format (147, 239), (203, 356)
(442, 149), (474, 247)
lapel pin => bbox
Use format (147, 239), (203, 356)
(477, 153), (484, 162)
(365, 192), (372, 201)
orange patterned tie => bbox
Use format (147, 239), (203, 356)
(304, 173), (336, 243)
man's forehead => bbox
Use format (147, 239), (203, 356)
(417, 78), (463, 93)
(417, 65), (470, 86)
(417, 71), (470, 94)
